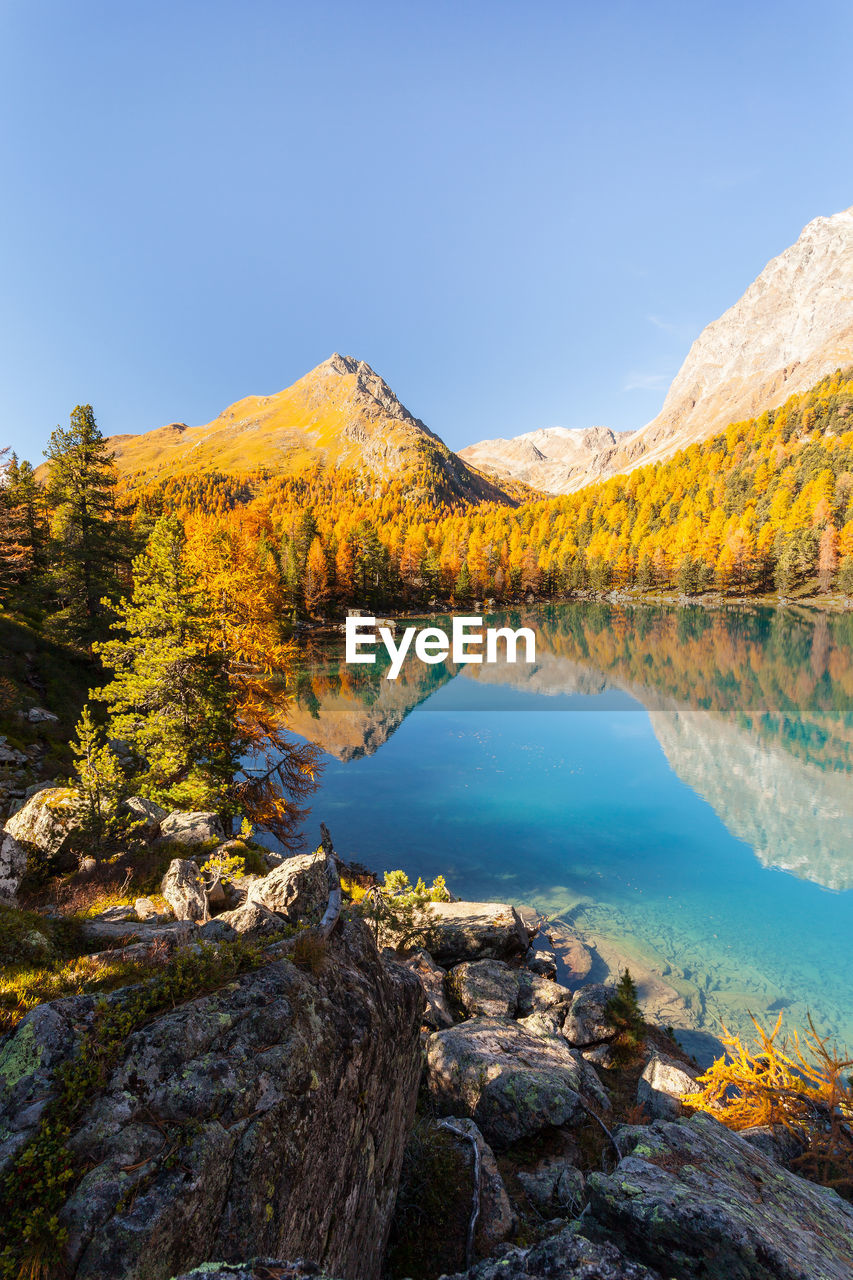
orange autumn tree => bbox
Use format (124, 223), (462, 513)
(86, 513), (319, 847)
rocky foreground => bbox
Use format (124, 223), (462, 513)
(1, 788), (852, 1279)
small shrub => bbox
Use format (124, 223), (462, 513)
(605, 969), (646, 1065)
(291, 929), (327, 975)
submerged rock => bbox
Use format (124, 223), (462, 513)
(585, 1113), (853, 1280)
(248, 850), (329, 921)
(0, 919), (423, 1280)
(426, 1016), (606, 1147)
(423, 901), (534, 966)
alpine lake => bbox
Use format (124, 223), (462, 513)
(282, 602), (853, 1064)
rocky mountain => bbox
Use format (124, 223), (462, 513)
(105, 354), (514, 505)
(458, 426), (627, 495)
(461, 206), (853, 493)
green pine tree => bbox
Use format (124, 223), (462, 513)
(93, 515), (239, 818)
(44, 404), (126, 646)
(70, 706), (127, 854)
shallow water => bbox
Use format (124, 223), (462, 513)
(287, 603), (853, 1054)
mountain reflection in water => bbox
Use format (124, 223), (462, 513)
(285, 603), (853, 1054)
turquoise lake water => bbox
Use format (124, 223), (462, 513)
(287, 603), (853, 1057)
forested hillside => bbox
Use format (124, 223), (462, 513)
(4, 369), (853, 629)
(122, 367), (853, 609)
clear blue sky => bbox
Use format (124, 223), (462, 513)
(2, 0), (852, 461)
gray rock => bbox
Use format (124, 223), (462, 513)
(134, 896), (160, 920)
(80, 918), (197, 947)
(637, 1050), (699, 1120)
(449, 959), (521, 1018)
(161, 858), (208, 922)
(516, 971), (573, 1018)
(248, 850), (329, 922)
(123, 795), (168, 839)
(440, 1226), (661, 1279)
(196, 918), (239, 943)
(562, 983), (617, 1062)
(216, 900), (290, 939)
(423, 901), (535, 966)
(26, 706), (59, 724)
(158, 811), (225, 847)
(404, 949), (455, 1029)
(3, 786), (82, 864)
(437, 1117), (516, 1254)
(171, 1266), (339, 1280)
(740, 1123), (806, 1166)
(517, 1158), (585, 1215)
(426, 1016), (603, 1147)
(1, 919), (423, 1280)
(586, 1113), (853, 1280)
(0, 831), (27, 902)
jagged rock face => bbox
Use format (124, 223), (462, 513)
(586, 1113), (853, 1280)
(460, 206), (853, 493)
(624, 206), (853, 470)
(0, 920), (424, 1280)
(459, 425), (626, 495)
(0, 832), (26, 902)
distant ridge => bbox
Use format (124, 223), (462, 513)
(462, 205), (853, 493)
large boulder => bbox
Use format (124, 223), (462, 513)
(426, 1016), (607, 1147)
(586, 1113), (853, 1280)
(216, 900), (290, 940)
(449, 959), (521, 1018)
(562, 983), (618, 1063)
(3, 786), (82, 866)
(517, 1157), (585, 1216)
(160, 858), (208, 922)
(637, 1050), (699, 1120)
(0, 832), (27, 903)
(0, 919), (424, 1280)
(158, 811), (225, 847)
(441, 1227), (660, 1280)
(248, 850), (329, 922)
(122, 796), (168, 840)
(422, 901), (534, 966)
